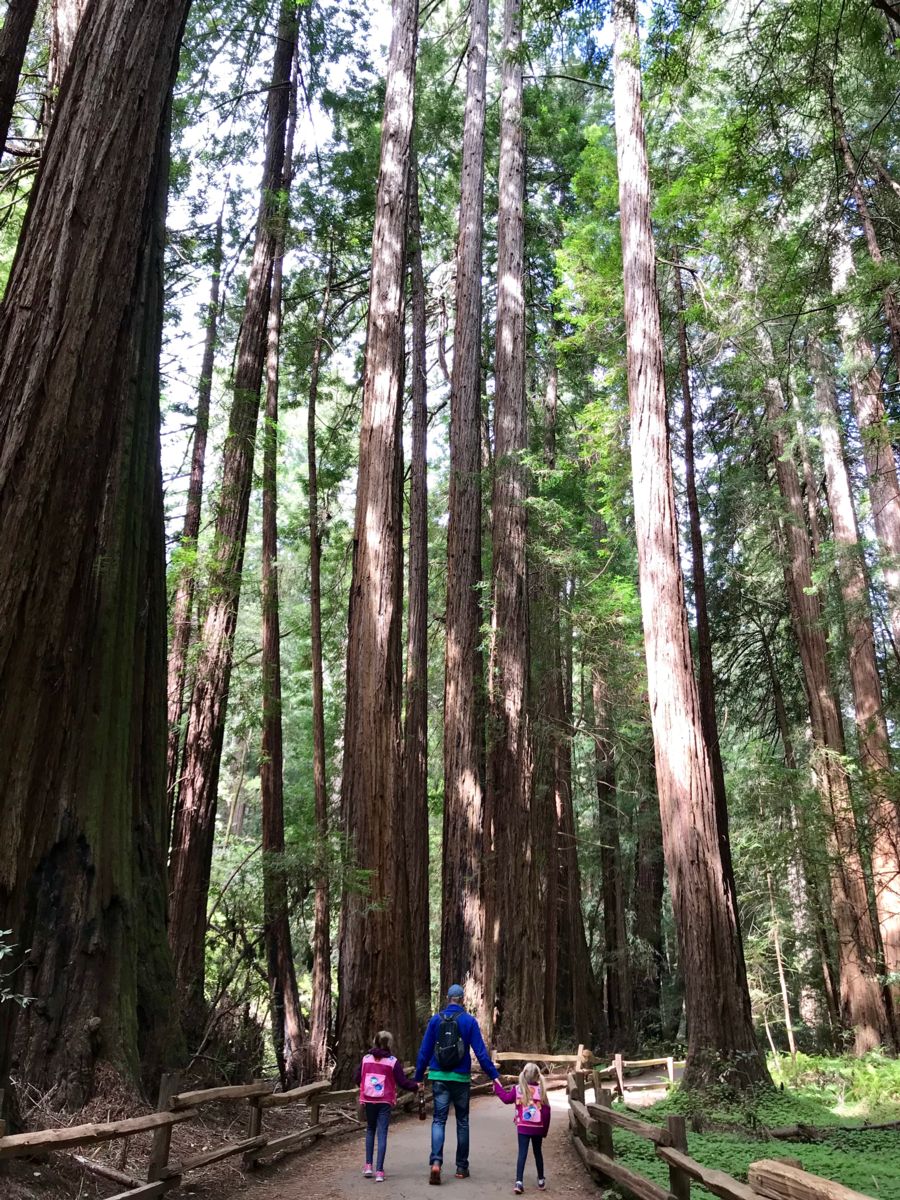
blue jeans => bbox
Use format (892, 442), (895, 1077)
(430, 1079), (471, 1169)
(365, 1102), (391, 1171)
(516, 1133), (545, 1182)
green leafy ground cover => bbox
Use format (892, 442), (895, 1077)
(607, 1055), (900, 1199)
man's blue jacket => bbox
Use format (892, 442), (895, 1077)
(414, 1004), (500, 1082)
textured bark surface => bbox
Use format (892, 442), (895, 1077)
(632, 785), (665, 1039)
(306, 266), (333, 1081)
(49, 0), (87, 93)
(404, 157), (432, 1021)
(0, 0), (39, 152)
(593, 670), (633, 1050)
(261, 73), (306, 1089)
(808, 336), (900, 1005)
(831, 230), (900, 664)
(0, 0), (189, 1104)
(167, 2), (298, 1034)
(166, 213), (223, 817)
(765, 368), (892, 1052)
(489, 0), (544, 1050)
(612, 0), (767, 1089)
(441, 0), (489, 1026)
(335, 0), (418, 1082)
(674, 265), (745, 971)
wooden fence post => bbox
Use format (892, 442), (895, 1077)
(614, 1053), (625, 1099)
(243, 1080), (265, 1169)
(147, 1072), (180, 1183)
(666, 1057), (675, 1086)
(595, 1087), (615, 1159)
(575, 1043), (586, 1072)
(666, 1114), (690, 1200)
(573, 1071), (586, 1105)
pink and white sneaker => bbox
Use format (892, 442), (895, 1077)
(376, 1171), (385, 1183)
(364, 1164), (374, 1178)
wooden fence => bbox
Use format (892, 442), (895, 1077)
(565, 1069), (876, 1200)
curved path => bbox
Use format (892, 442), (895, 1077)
(233, 1092), (598, 1200)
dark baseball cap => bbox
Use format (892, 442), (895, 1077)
(447, 983), (465, 999)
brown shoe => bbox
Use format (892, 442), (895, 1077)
(430, 1166), (442, 1185)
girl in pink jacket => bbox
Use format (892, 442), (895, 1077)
(493, 1062), (551, 1193)
(355, 1030), (419, 1181)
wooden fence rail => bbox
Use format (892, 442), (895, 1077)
(565, 1071), (876, 1200)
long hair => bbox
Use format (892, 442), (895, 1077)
(374, 1030), (394, 1053)
(517, 1062), (547, 1107)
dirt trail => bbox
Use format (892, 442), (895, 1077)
(231, 1092), (599, 1200)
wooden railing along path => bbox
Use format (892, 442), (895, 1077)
(565, 1069), (877, 1200)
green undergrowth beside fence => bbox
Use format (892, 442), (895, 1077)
(608, 1053), (900, 1200)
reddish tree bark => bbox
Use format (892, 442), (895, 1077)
(612, 0), (767, 1088)
(335, 0), (419, 1082)
(764, 364), (892, 1052)
(168, 2), (299, 1034)
(166, 211), (224, 819)
(260, 64), (306, 1089)
(632, 783), (665, 1040)
(441, 0), (490, 1026)
(404, 154), (431, 1021)
(0, 0), (189, 1106)
(489, 0), (544, 1050)
(808, 335), (900, 1009)
(306, 262), (334, 1081)
(49, 0), (87, 93)
(0, 0), (39, 152)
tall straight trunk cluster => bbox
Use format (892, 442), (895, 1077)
(0, 0), (39, 152)
(489, 0), (544, 1049)
(441, 0), (490, 1025)
(168, 2), (300, 1034)
(404, 157), (432, 1021)
(611, 0), (767, 1087)
(335, 0), (419, 1080)
(763, 362), (892, 1052)
(0, 0), (190, 1107)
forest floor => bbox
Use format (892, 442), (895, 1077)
(230, 1091), (594, 1200)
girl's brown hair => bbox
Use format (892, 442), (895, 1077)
(374, 1030), (394, 1052)
(517, 1062), (547, 1107)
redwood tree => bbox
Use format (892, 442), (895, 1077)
(441, 0), (490, 1025)
(0, 0), (39, 153)
(335, 0), (419, 1081)
(168, 2), (299, 1032)
(0, 0), (189, 1107)
(612, 0), (767, 1088)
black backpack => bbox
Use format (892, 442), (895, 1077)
(435, 1010), (466, 1070)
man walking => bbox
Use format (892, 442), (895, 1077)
(415, 983), (500, 1184)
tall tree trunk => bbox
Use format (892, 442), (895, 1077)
(0, 0), (39, 152)
(49, 0), (87, 93)
(612, 0), (767, 1089)
(168, 2), (299, 1035)
(260, 61), (306, 1090)
(632, 779), (665, 1040)
(166, 211), (224, 820)
(764, 365), (892, 1053)
(306, 258), (334, 1081)
(404, 155), (431, 1022)
(808, 334), (900, 1011)
(593, 668), (634, 1050)
(0, 0), (189, 1109)
(674, 261), (745, 970)
(489, 0), (544, 1050)
(831, 228), (900, 665)
(335, 0), (418, 1082)
(442, 0), (489, 1026)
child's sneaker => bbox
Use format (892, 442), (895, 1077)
(376, 1172), (385, 1183)
(514, 1184), (524, 1195)
(538, 1180), (546, 1190)
(363, 1164), (374, 1178)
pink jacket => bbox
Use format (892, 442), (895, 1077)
(493, 1079), (551, 1136)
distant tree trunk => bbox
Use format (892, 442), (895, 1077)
(612, 0), (767, 1089)
(49, 0), (87, 93)
(306, 258), (334, 1081)
(490, 0), (544, 1050)
(442, 0), (489, 1027)
(0, 0), (39, 152)
(632, 783), (665, 1040)
(260, 62), (306, 1090)
(335, 0), (418, 1082)
(168, 2), (299, 1036)
(0, 0), (189, 1108)
(592, 668), (634, 1050)
(764, 365), (892, 1053)
(808, 334), (900, 1009)
(404, 155), (431, 1022)
(831, 228), (900, 665)
(166, 211), (224, 820)
(674, 261), (745, 970)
